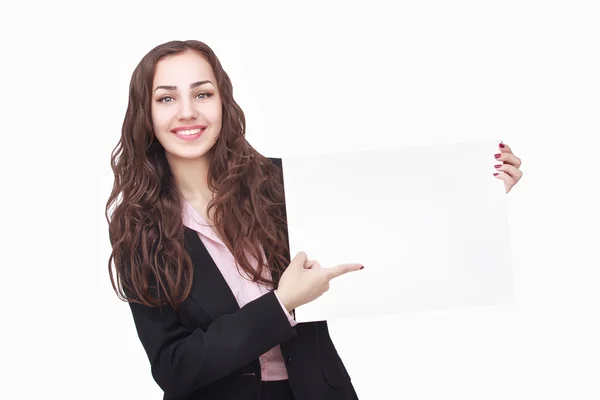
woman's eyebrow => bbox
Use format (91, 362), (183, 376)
(154, 80), (214, 93)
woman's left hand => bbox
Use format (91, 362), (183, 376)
(493, 142), (523, 193)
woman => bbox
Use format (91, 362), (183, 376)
(106, 40), (523, 400)
(106, 40), (365, 400)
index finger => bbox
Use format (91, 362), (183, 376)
(499, 141), (514, 154)
(325, 263), (364, 280)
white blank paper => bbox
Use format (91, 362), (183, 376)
(282, 140), (514, 323)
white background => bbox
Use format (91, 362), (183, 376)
(1, 1), (598, 399)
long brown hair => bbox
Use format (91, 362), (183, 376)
(106, 40), (289, 311)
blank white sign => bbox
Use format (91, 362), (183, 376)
(282, 140), (514, 322)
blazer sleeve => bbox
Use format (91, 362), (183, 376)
(128, 290), (297, 397)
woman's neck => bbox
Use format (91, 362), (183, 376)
(167, 152), (214, 206)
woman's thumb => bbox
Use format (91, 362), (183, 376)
(290, 251), (308, 268)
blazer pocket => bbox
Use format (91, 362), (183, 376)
(321, 355), (352, 388)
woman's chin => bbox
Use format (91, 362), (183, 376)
(165, 147), (213, 162)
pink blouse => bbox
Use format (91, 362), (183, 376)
(182, 200), (297, 381)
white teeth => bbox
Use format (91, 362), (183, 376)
(176, 128), (203, 135)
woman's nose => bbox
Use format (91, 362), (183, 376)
(177, 99), (198, 120)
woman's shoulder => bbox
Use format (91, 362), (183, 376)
(266, 156), (282, 167)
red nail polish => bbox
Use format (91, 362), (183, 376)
(494, 164), (502, 168)
(499, 143), (505, 148)
(493, 172), (499, 176)
(494, 153), (501, 158)
(360, 266), (364, 270)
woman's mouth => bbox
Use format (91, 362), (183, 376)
(171, 126), (206, 141)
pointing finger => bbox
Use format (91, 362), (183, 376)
(325, 263), (364, 281)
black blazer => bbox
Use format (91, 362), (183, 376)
(126, 159), (359, 400)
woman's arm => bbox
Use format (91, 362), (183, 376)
(128, 290), (297, 397)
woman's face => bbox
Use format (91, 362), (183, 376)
(151, 50), (223, 162)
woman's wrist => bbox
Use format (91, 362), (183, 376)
(274, 289), (294, 313)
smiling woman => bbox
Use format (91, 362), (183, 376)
(155, 81), (214, 141)
(106, 40), (362, 400)
(152, 53), (223, 160)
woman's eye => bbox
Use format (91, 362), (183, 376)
(157, 93), (212, 103)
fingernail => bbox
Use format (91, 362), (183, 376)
(360, 266), (364, 270)
(494, 153), (501, 158)
(499, 143), (505, 148)
(493, 172), (499, 176)
(494, 164), (502, 168)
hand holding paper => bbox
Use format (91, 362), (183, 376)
(493, 142), (524, 193)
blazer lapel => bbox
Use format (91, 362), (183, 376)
(183, 227), (240, 321)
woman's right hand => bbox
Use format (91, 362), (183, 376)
(275, 252), (363, 312)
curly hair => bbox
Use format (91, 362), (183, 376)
(106, 40), (289, 311)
